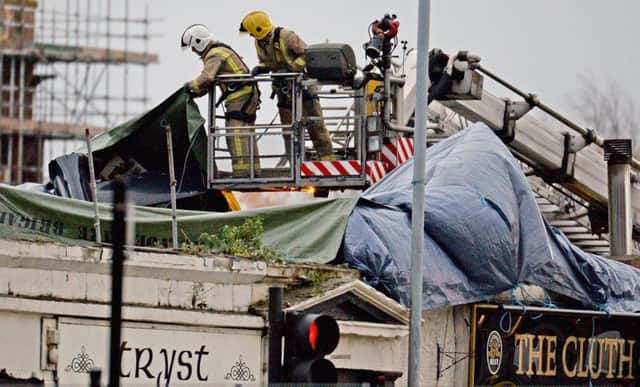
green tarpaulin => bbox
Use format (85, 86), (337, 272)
(86, 88), (208, 174)
(12, 88), (357, 262)
(0, 183), (357, 263)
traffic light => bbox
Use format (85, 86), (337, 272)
(283, 312), (340, 383)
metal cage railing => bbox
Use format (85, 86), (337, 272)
(207, 73), (368, 191)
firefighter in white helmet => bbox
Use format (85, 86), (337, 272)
(181, 24), (260, 177)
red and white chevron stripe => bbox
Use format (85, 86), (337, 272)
(365, 161), (387, 184)
(300, 160), (389, 184)
(301, 160), (362, 177)
(381, 136), (414, 169)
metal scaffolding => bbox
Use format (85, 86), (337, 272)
(0, 0), (158, 184)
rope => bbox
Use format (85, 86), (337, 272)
(543, 294), (557, 309)
(499, 310), (512, 334)
(511, 283), (548, 319)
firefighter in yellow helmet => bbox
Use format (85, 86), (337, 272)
(239, 11), (334, 162)
(181, 24), (260, 177)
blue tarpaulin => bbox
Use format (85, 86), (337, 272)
(338, 123), (640, 312)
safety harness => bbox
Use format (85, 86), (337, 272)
(258, 27), (316, 108)
(206, 42), (258, 122)
(271, 27), (306, 69)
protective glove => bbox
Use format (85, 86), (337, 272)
(183, 82), (198, 97)
(428, 48), (450, 83)
(444, 51), (460, 76)
(447, 50), (482, 81)
(466, 53), (481, 69)
(251, 65), (270, 77)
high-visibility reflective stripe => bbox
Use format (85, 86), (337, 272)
(255, 40), (270, 64)
(192, 47), (252, 98)
(233, 135), (244, 168)
(210, 47), (243, 74)
(190, 80), (201, 94)
(225, 85), (253, 103)
(256, 33), (304, 69)
(226, 127), (260, 174)
(294, 57), (305, 67)
(278, 37), (295, 68)
(233, 163), (248, 170)
(231, 162), (260, 170)
(209, 47), (253, 102)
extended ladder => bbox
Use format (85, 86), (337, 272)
(401, 50), (640, 240)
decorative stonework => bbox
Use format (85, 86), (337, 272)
(225, 355), (255, 382)
(64, 346), (95, 373)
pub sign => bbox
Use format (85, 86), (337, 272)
(470, 304), (640, 386)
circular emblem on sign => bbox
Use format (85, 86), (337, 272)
(486, 330), (503, 375)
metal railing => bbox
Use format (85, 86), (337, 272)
(207, 73), (301, 187)
(207, 74), (368, 190)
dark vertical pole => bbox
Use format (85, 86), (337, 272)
(268, 287), (283, 384)
(109, 178), (127, 387)
(89, 369), (101, 387)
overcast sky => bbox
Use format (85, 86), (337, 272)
(135, 0), (640, 127)
(38, 0), (640, 204)
(39, 0), (640, 135)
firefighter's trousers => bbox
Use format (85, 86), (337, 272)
(225, 91), (260, 176)
(277, 89), (334, 161)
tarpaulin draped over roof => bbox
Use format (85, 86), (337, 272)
(0, 183), (357, 263)
(63, 88), (233, 211)
(338, 123), (640, 312)
(88, 88), (207, 173)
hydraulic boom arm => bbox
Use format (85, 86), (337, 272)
(402, 50), (640, 240)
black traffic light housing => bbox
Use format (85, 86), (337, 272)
(283, 311), (340, 383)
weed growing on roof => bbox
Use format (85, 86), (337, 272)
(306, 270), (340, 296)
(182, 217), (282, 262)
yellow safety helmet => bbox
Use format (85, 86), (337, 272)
(239, 11), (273, 40)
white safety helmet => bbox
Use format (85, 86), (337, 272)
(180, 24), (212, 54)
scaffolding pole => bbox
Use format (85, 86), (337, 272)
(123, 0), (129, 121)
(1, 0), (159, 178)
(37, 0), (155, 120)
(36, 134), (43, 182)
(0, 58), (3, 175)
(64, 0), (69, 125)
(72, 0), (79, 130)
(51, 3), (56, 43)
(143, 3), (148, 110)
(83, 0), (89, 127)
(0, 0), (5, 176)
(105, 0), (111, 128)
(17, 56), (24, 184)
(7, 56), (14, 183)
(16, 0), (25, 183)
(5, 132), (11, 183)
